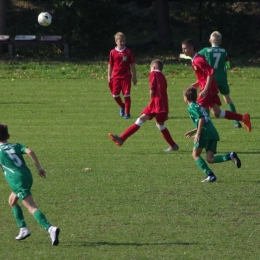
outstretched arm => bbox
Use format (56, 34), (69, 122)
(25, 148), (46, 178)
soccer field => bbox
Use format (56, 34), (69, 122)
(0, 61), (259, 259)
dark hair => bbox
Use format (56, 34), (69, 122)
(151, 59), (163, 71)
(0, 124), (9, 141)
(183, 87), (197, 102)
(182, 39), (196, 51)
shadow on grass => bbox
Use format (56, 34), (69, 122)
(64, 241), (197, 247)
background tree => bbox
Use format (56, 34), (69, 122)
(0, 0), (7, 34)
(154, 0), (173, 48)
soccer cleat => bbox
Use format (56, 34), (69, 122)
(125, 114), (131, 119)
(234, 121), (242, 128)
(230, 152), (241, 168)
(15, 227), (31, 240)
(108, 133), (123, 146)
(48, 226), (60, 246)
(165, 144), (179, 152)
(119, 107), (125, 117)
(201, 175), (217, 183)
(242, 114), (251, 132)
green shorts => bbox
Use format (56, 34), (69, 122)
(194, 139), (218, 154)
(16, 188), (32, 200)
(218, 82), (230, 95)
(7, 173), (33, 201)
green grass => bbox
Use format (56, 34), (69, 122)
(0, 59), (259, 260)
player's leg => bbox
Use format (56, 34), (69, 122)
(208, 152), (241, 168)
(122, 77), (132, 119)
(192, 145), (216, 182)
(155, 114), (179, 151)
(223, 94), (241, 128)
(211, 103), (251, 132)
(9, 192), (31, 240)
(108, 113), (151, 146)
(112, 78), (125, 116)
(22, 195), (60, 246)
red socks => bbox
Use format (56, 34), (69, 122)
(161, 128), (176, 146)
(114, 97), (125, 108)
(124, 96), (131, 115)
(120, 124), (140, 141)
(225, 111), (243, 121)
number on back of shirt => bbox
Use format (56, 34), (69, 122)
(6, 149), (22, 167)
(213, 53), (221, 69)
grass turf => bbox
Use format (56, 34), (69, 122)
(0, 60), (259, 259)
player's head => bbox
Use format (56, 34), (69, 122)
(0, 123), (10, 142)
(150, 59), (163, 71)
(114, 32), (126, 49)
(183, 87), (197, 103)
(209, 31), (222, 46)
(181, 39), (196, 57)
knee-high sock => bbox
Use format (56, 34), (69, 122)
(228, 103), (236, 113)
(124, 96), (131, 115)
(12, 205), (26, 228)
(228, 103), (240, 124)
(195, 157), (212, 175)
(120, 124), (140, 141)
(160, 128), (176, 146)
(114, 96), (125, 108)
(214, 154), (230, 163)
(224, 110), (242, 121)
(33, 209), (51, 231)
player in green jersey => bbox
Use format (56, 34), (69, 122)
(0, 124), (60, 246)
(183, 87), (241, 182)
(198, 31), (242, 128)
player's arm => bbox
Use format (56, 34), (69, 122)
(25, 148), (46, 178)
(199, 74), (213, 98)
(185, 128), (197, 138)
(131, 63), (137, 85)
(194, 117), (204, 144)
(179, 54), (191, 60)
(191, 81), (200, 88)
(225, 56), (230, 69)
(108, 64), (113, 82)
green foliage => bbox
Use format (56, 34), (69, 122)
(0, 60), (260, 259)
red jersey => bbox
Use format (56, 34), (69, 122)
(109, 47), (135, 79)
(192, 53), (218, 95)
(148, 70), (169, 113)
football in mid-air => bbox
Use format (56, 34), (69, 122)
(38, 12), (52, 26)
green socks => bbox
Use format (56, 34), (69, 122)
(12, 205), (26, 228)
(213, 154), (230, 163)
(33, 209), (51, 231)
(195, 157), (212, 175)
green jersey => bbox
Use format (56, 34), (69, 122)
(0, 143), (33, 196)
(188, 102), (219, 141)
(198, 46), (228, 85)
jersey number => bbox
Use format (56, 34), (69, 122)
(6, 150), (22, 167)
(212, 53), (221, 69)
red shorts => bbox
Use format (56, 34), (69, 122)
(197, 94), (222, 108)
(110, 77), (131, 96)
(141, 107), (168, 123)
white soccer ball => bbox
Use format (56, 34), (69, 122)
(38, 12), (52, 26)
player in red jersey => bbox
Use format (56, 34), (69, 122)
(108, 32), (137, 119)
(108, 59), (179, 152)
(181, 39), (251, 132)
